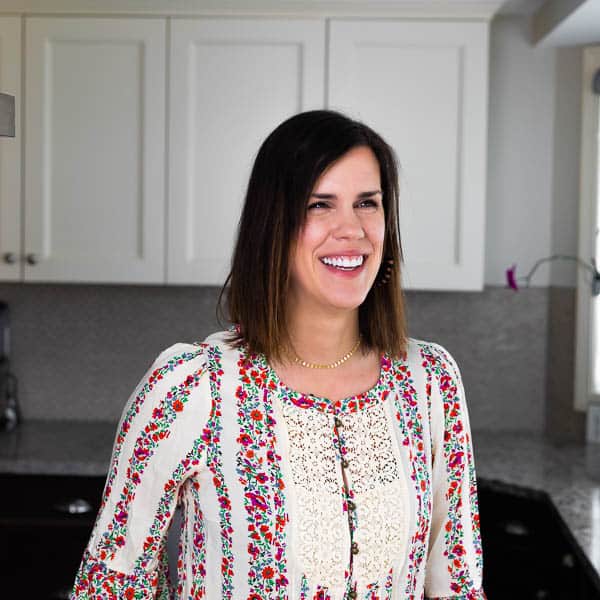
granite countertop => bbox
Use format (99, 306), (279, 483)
(0, 419), (116, 476)
(471, 430), (600, 580)
(2, 421), (600, 579)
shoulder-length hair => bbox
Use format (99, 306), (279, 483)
(217, 109), (408, 362)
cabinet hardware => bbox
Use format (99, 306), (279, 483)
(502, 519), (530, 537)
(26, 253), (38, 265)
(52, 498), (93, 515)
(3, 252), (16, 264)
(0, 93), (15, 137)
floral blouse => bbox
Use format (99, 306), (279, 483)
(70, 330), (486, 600)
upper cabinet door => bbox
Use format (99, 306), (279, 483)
(329, 20), (489, 291)
(0, 17), (21, 283)
(168, 18), (325, 285)
(25, 18), (166, 283)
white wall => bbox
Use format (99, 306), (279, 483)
(550, 44), (582, 287)
(485, 15), (582, 288)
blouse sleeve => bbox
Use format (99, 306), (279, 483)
(424, 343), (487, 600)
(70, 342), (211, 600)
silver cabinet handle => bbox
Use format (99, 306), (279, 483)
(53, 498), (93, 514)
(3, 252), (16, 264)
(502, 519), (530, 536)
(26, 253), (38, 265)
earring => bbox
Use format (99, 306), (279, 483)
(376, 257), (394, 286)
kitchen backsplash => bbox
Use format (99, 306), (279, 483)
(0, 283), (583, 441)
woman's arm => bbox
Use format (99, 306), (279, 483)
(70, 342), (211, 599)
(424, 343), (487, 600)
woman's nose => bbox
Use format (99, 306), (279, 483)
(332, 207), (365, 240)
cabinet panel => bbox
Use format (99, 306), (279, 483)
(329, 20), (488, 291)
(1, 473), (106, 599)
(24, 17), (166, 283)
(168, 18), (325, 285)
(0, 17), (21, 283)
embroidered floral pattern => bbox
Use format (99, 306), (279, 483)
(434, 347), (484, 577)
(236, 348), (289, 597)
(96, 347), (204, 519)
(421, 343), (483, 597)
(133, 435), (209, 571)
(71, 548), (165, 599)
(174, 484), (190, 597)
(204, 344), (236, 598)
(363, 566), (394, 600)
(468, 444), (483, 575)
(96, 353), (207, 564)
(266, 355), (392, 415)
(189, 479), (208, 598)
(390, 346), (432, 598)
(428, 591), (487, 600)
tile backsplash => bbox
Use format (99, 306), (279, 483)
(0, 283), (584, 440)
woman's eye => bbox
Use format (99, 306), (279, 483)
(307, 201), (329, 210)
(357, 199), (379, 208)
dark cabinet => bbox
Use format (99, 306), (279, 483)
(478, 477), (600, 599)
(0, 473), (106, 599)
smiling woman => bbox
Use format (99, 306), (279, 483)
(70, 110), (487, 600)
(222, 110), (407, 368)
(291, 146), (385, 311)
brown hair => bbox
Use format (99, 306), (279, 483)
(217, 109), (408, 361)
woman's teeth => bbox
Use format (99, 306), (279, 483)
(320, 255), (364, 270)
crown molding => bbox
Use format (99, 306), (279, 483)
(531, 0), (587, 45)
(0, 0), (503, 21)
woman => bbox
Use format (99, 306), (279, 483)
(71, 110), (486, 599)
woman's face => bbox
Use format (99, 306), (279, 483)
(288, 145), (386, 315)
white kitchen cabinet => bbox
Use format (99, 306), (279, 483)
(3, 9), (491, 289)
(329, 20), (489, 291)
(0, 17), (21, 283)
(168, 18), (325, 285)
(24, 17), (166, 283)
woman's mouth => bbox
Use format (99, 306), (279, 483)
(319, 255), (367, 273)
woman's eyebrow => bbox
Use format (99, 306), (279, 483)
(310, 190), (382, 199)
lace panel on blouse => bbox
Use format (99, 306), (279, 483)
(281, 395), (410, 595)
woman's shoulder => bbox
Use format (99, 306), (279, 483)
(114, 340), (214, 447)
(143, 341), (210, 393)
(406, 336), (451, 355)
(151, 341), (204, 364)
(200, 329), (239, 350)
(148, 330), (244, 380)
(402, 337), (461, 376)
(152, 330), (238, 360)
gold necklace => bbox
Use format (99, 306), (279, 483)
(293, 336), (362, 369)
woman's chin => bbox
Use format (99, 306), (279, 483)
(319, 289), (371, 312)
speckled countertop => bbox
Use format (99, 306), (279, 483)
(0, 419), (115, 476)
(2, 421), (600, 579)
(473, 430), (600, 582)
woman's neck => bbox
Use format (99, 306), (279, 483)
(284, 306), (360, 367)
